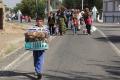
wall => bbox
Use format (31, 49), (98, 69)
(103, 0), (120, 23)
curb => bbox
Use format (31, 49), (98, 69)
(93, 22), (120, 27)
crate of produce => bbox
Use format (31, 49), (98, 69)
(25, 41), (49, 50)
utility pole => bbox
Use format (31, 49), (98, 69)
(35, 0), (38, 18)
(47, 0), (50, 17)
(82, 0), (84, 10)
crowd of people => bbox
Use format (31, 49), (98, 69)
(6, 12), (31, 23)
(47, 7), (93, 36)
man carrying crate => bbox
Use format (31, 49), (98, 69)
(25, 17), (49, 80)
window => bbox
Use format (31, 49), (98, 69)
(107, 2), (113, 11)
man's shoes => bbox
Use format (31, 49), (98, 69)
(37, 73), (42, 80)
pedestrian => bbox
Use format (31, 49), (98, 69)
(65, 10), (70, 28)
(80, 11), (85, 25)
(33, 17), (49, 80)
(20, 15), (23, 23)
(48, 12), (55, 35)
(83, 8), (93, 35)
(28, 16), (31, 22)
(77, 9), (82, 30)
(25, 15), (28, 22)
(58, 12), (66, 36)
(72, 17), (78, 34)
(54, 23), (59, 35)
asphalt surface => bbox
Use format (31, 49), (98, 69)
(0, 24), (120, 80)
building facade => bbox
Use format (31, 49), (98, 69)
(103, 0), (120, 23)
(0, 0), (4, 29)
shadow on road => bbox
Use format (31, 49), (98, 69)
(0, 70), (102, 80)
(85, 62), (120, 80)
(1, 69), (120, 80)
(101, 26), (120, 28)
(0, 71), (36, 80)
(103, 30), (120, 31)
(43, 70), (101, 80)
(94, 35), (120, 43)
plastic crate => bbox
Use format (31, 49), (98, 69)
(25, 41), (49, 50)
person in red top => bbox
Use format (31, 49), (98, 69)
(25, 15), (28, 22)
(72, 17), (78, 34)
(83, 8), (93, 35)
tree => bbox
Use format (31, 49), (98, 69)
(63, 0), (74, 9)
(13, 3), (22, 13)
(36, 0), (46, 18)
(13, 0), (46, 18)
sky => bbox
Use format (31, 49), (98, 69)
(3, 0), (21, 8)
(3, 0), (63, 8)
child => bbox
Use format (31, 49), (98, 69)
(25, 17), (49, 80)
(72, 17), (78, 34)
(54, 24), (59, 35)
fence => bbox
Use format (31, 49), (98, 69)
(104, 15), (120, 23)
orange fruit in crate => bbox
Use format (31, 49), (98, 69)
(36, 32), (45, 40)
(32, 32), (38, 37)
(29, 32), (33, 36)
(41, 32), (46, 38)
(29, 35), (35, 39)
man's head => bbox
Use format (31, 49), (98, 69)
(50, 12), (53, 17)
(85, 8), (89, 12)
(36, 17), (44, 27)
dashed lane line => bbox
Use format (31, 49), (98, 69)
(3, 51), (29, 70)
(12, 54), (32, 69)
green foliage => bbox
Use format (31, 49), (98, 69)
(94, 0), (103, 12)
(5, 6), (10, 12)
(13, 3), (22, 13)
(13, 0), (46, 18)
(37, 0), (46, 19)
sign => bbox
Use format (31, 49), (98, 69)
(92, 6), (98, 21)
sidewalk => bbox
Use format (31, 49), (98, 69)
(0, 22), (28, 57)
(93, 22), (120, 27)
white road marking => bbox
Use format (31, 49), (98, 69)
(2, 46), (23, 59)
(12, 54), (32, 69)
(97, 28), (120, 56)
(3, 51), (29, 70)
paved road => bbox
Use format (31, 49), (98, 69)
(1, 25), (120, 80)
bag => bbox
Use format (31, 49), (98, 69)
(77, 25), (81, 31)
(80, 18), (84, 25)
(25, 41), (49, 50)
(91, 26), (97, 32)
(83, 28), (87, 34)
